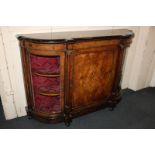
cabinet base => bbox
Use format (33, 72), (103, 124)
(26, 107), (65, 124)
(26, 94), (121, 126)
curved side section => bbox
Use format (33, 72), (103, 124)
(26, 107), (64, 123)
(19, 40), (66, 123)
(107, 38), (134, 109)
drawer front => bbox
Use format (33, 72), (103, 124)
(68, 46), (119, 110)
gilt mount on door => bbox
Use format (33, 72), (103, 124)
(18, 29), (134, 126)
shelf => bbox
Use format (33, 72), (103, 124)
(33, 71), (60, 78)
(39, 92), (60, 97)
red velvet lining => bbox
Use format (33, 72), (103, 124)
(30, 55), (60, 74)
(33, 94), (60, 113)
(32, 75), (60, 93)
(30, 54), (61, 113)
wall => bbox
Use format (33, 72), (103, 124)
(0, 27), (52, 119)
(0, 30), (17, 119)
(128, 27), (155, 90)
(0, 26), (155, 120)
(144, 27), (155, 87)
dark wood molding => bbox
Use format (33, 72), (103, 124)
(17, 29), (134, 44)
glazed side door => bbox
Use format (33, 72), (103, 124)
(20, 41), (65, 117)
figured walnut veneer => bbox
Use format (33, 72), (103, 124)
(18, 29), (134, 126)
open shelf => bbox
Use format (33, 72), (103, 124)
(30, 54), (60, 75)
(39, 92), (60, 97)
(33, 93), (61, 113)
(33, 71), (60, 78)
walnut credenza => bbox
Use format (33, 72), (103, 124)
(18, 29), (134, 126)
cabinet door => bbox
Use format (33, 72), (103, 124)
(68, 45), (119, 111)
(25, 47), (65, 115)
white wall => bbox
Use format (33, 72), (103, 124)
(0, 30), (17, 119)
(0, 27), (52, 119)
(0, 26), (155, 120)
(127, 27), (155, 90)
(144, 27), (155, 87)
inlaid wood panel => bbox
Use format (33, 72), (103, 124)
(69, 47), (118, 110)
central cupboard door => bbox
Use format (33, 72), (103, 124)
(68, 45), (119, 111)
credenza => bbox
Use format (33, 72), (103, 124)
(18, 29), (134, 126)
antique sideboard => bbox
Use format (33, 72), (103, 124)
(18, 29), (134, 126)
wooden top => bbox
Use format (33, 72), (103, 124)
(17, 29), (134, 44)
